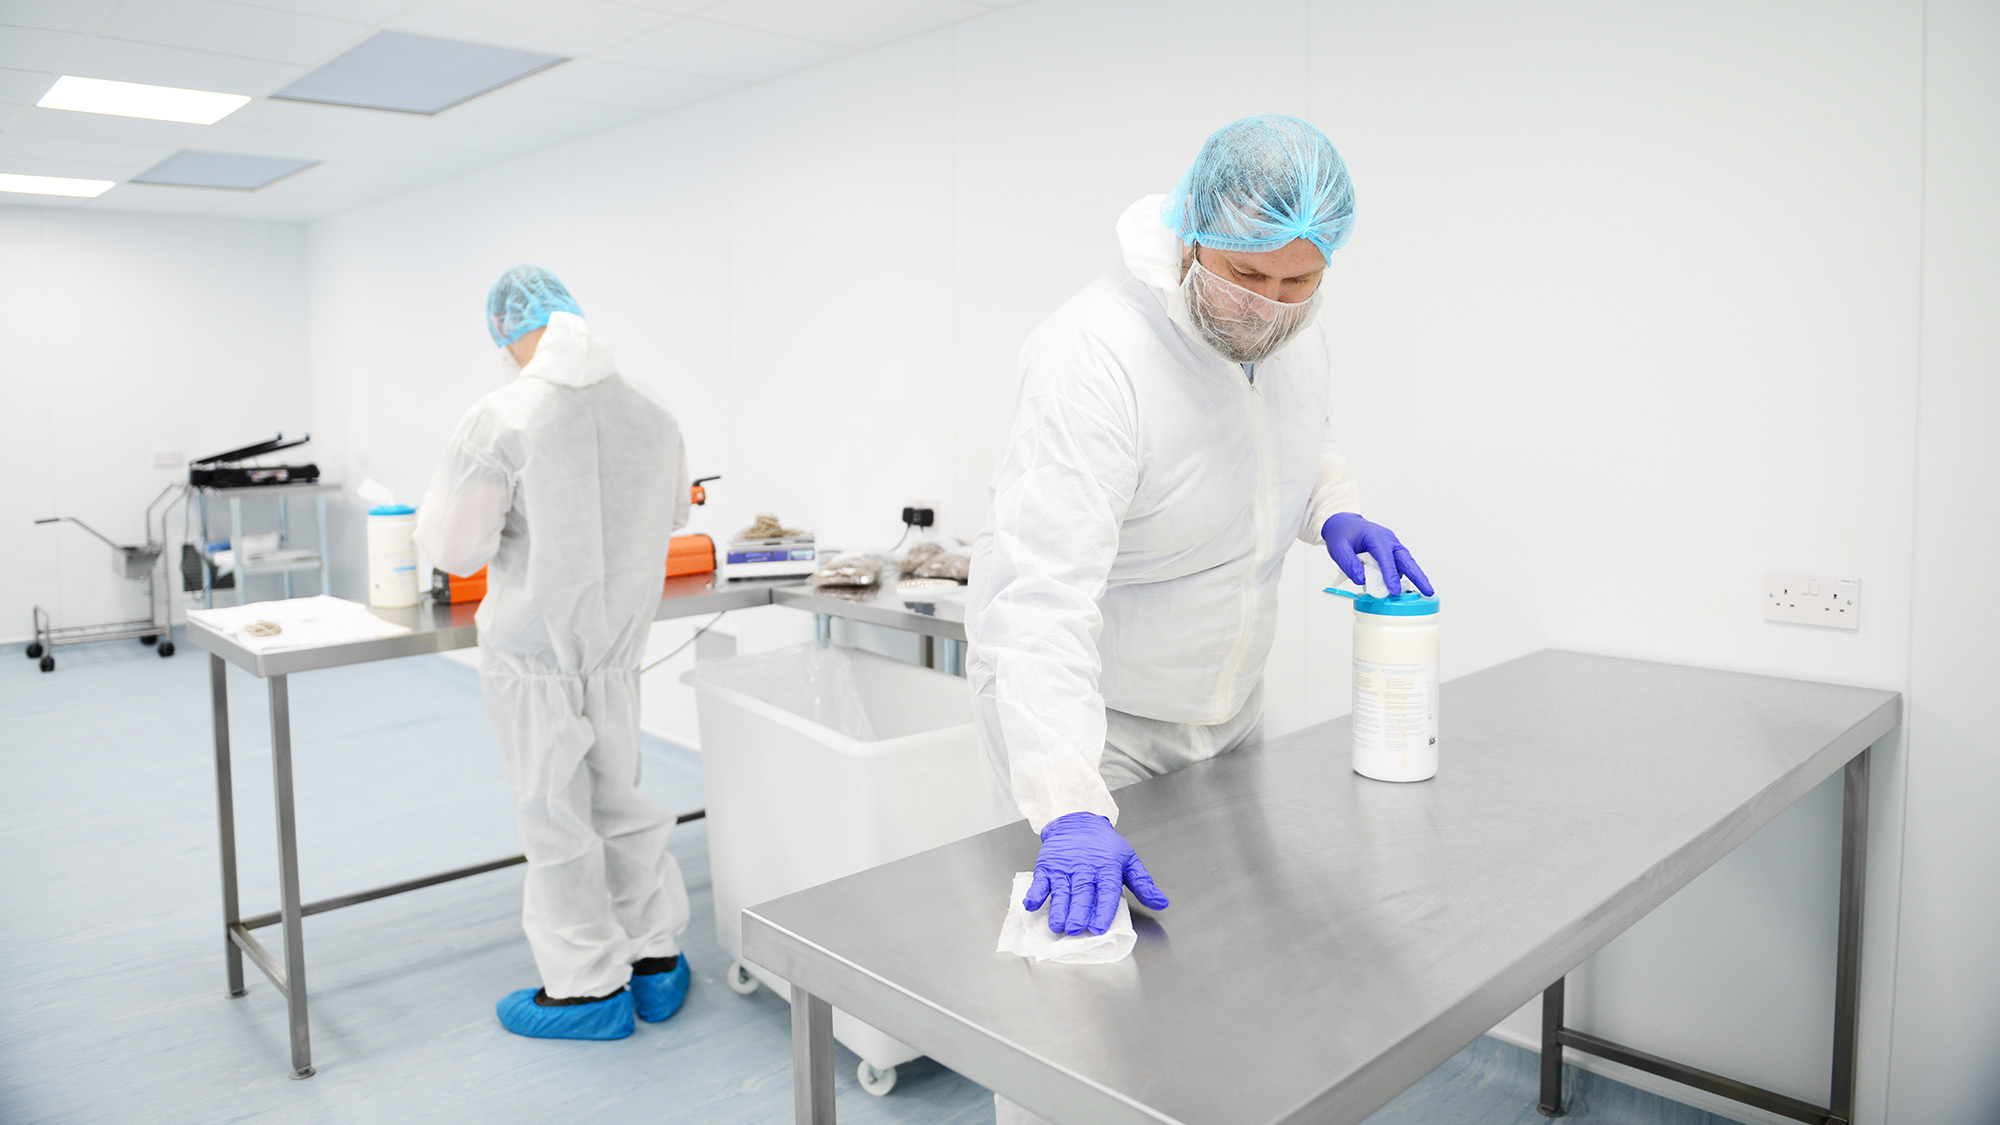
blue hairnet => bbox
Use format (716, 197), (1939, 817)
(1161, 115), (1355, 263)
(486, 265), (582, 346)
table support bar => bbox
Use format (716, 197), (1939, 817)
(228, 923), (288, 992)
(236, 809), (707, 932)
(1537, 746), (1870, 1125)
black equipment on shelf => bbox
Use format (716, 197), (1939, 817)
(188, 434), (319, 488)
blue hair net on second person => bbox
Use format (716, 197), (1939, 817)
(486, 265), (582, 347)
(1161, 115), (1356, 263)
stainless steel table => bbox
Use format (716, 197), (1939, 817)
(774, 579), (967, 674)
(190, 575), (786, 1078)
(744, 651), (1900, 1125)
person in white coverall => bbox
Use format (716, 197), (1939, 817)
(415, 265), (695, 1041)
(969, 116), (1433, 1120)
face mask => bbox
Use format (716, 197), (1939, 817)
(1181, 254), (1321, 364)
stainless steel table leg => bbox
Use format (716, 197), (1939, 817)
(1538, 977), (1565, 1116)
(814, 614), (832, 648)
(211, 655), (245, 998)
(268, 674), (314, 1078)
(1829, 748), (1869, 1122)
(920, 634), (935, 669)
(792, 984), (835, 1124)
(941, 638), (966, 678)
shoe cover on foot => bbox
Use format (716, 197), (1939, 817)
(632, 956), (691, 1023)
(496, 987), (634, 1040)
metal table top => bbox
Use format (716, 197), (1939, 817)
(742, 650), (1901, 1125)
(186, 575), (785, 677)
(185, 573), (970, 677)
(772, 579), (967, 642)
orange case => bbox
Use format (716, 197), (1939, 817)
(666, 533), (715, 577)
(430, 566), (488, 604)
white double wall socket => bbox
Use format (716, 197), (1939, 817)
(1765, 572), (1860, 630)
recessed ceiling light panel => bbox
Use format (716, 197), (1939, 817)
(0, 172), (116, 198)
(131, 151), (319, 191)
(37, 75), (251, 125)
(272, 31), (566, 115)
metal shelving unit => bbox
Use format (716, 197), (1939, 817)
(193, 481), (340, 608)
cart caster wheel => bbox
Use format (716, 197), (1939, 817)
(39, 655), (55, 673)
(140, 634), (157, 646)
(858, 1060), (898, 1096)
(157, 641), (176, 658)
(725, 960), (760, 996)
(25, 642), (43, 659)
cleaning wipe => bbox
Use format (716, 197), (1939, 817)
(995, 872), (1136, 964)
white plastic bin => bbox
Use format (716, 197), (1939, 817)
(683, 643), (994, 1093)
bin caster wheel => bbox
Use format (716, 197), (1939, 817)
(39, 655), (55, 673)
(140, 634), (157, 646)
(158, 641), (175, 658)
(858, 1060), (898, 1096)
(25, 642), (43, 659)
(725, 960), (760, 996)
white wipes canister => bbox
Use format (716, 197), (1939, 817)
(366, 504), (419, 608)
(1334, 588), (1440, 782)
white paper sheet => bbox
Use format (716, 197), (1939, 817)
(995, 871), (1136, 964)
(186, 595), (409, 654)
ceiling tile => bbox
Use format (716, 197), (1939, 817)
(273, 31), (561, 114)
(0, 25), (80, 70)
(216, 0), (415, 21)
(101, 0), (370, 67)
(701, 0), (986, 51)
(391, 0), (675, 58)
(599, 17), (843, 84)
(82, 181), (232, 213)
(215, 96), (420, 139)
(437, 87), (649, 135)
(132, 149), (317, 188)
(509, 58), (729, 110)
(63, 37), (309, 97)
(0, 66), (56, 103)
(10, 105), (212, 148)
(0, 0), (120, 34)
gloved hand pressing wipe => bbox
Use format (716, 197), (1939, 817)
(997, 872), (1136, 964)
(1025, 812), (1169, 935)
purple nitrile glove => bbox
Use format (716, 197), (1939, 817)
(1322, 513), (1435, 598)
(1023, 812), (1170, 936)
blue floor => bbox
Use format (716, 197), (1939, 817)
(0, 631), (1742, 1124)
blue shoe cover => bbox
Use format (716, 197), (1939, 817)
(632, 956), (691, 1023)
(496, 987), (634, 1040)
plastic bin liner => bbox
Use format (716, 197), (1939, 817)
(681, 643), (878, 742)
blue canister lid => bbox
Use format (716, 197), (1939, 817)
(368, 504), (416, 516)
(1324, 587), (1440, 616)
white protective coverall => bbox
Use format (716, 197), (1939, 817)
(967, 195), (1360, 835)
(415, 309), (693, 999)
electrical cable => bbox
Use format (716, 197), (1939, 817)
(639, 611), (729, 674)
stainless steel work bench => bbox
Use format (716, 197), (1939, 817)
(187, 572), (965, 1079)
(744, 650), (1899, 1125)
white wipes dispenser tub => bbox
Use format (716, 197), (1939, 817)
(1326, 584), (1440, 782)
(365, 504), (419, 608)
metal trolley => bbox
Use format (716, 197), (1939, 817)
(27, 484), (186, 673)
